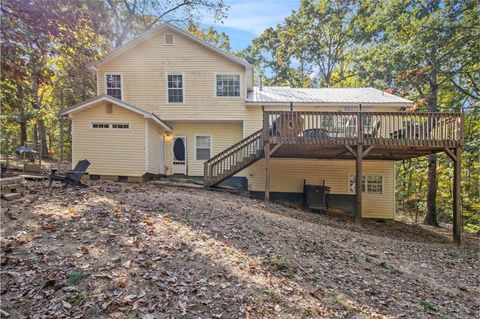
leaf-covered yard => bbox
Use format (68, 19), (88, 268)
(1, 181), (479, 318)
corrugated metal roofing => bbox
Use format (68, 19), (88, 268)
(246, 87), (412, 105)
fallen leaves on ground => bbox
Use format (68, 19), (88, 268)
(1, 180), (479, 318)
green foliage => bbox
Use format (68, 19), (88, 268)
(420, 298), (436, 311)
(66, 270), (84, 286)
(247, 0), (479, 231)
(187, 21), (231, 51)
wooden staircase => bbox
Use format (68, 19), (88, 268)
(204, 129), (264, 187)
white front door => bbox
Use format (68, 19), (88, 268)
(159, 134), (165, 174)
(172, 136), (186, 174)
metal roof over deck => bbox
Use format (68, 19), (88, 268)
(246, 87), (413, 106)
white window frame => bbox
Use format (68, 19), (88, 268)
(166, 73), (185, 104)
(349, 174), (384, 194)
(164, 33), (175, 45)
(105, 73), (123, 100)
(194, 135), (212, 161)
(90, 122), (131, 130)
(214, 73), (241, 98)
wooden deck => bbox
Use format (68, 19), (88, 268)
(262, 110), (463, 245)
(204, 110), (463, 244)
(263, 111), (463, 155)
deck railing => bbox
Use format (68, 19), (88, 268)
(263, 111), (463, 148)
(204, 129), (264, 187)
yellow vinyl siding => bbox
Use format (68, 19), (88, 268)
(247, 159), (395, 219)
(97, 30), (248, 121)
(147, 120), (163, 174)
(72, 102), (146, 176)
(168, 121), (243, 176)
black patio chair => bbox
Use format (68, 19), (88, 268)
(49, 159), (90, 188)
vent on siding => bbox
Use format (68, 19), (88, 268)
(164, 33), (174, 45)
(106, 103), (113, 114)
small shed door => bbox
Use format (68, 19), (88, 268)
(159, 134), (165, 174)
(173, 136), (186, 174)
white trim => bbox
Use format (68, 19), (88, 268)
(172, 136), (187, 174)
(393, 162), (396, 214)
(96, 71), (100, 95)
(145, 119), (149, 172)
(194, 134), (212, 161)
(164, 33), (175, 45)
(71, 119), (75, 167)
(165, 72), (185, 104)
(104, 73), (123, 100)
(60, 95), (172, 132)
(214, 73), (242, 99)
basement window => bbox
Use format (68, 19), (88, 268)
(349, 175), (383, 194)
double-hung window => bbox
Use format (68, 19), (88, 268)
(106, 74), (122, 100)
(216, 74), (240, 97)
(195, 136), (211, 160)
(167, 74), (183, 103)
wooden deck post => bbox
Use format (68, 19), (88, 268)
(355, 144), (363, 224)
(453, 147), (462, 245)
(264, 142), (270, 202)
(355, 108), (364, 224)
(263, 111), (270, 202)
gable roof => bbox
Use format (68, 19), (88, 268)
(87, 23), (253, 71)
(246, 87), (413, 106)
(60, 94), (172, 132)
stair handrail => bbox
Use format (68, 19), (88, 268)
(205, 129), (263, 166)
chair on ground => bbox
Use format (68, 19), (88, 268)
(49, 159), (90, 188)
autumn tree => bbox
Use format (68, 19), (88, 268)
(186, 21), (231, 51)
(105, 0), (229, 47)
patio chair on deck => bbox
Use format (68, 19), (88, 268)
(49, 159), (90, 188)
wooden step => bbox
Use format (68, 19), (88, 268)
(0, 176), (24, 186)
(2, 193), (22, 201)
(1, 183), (24, 193)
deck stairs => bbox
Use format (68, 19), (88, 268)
(204, 129), (264, 187)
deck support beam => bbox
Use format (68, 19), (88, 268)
(355, 144), (363, 224)
(452, 147), (462, 245)
(264, 142), (270, 202)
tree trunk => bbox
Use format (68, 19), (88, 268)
(37, 119), (49, 158)
(424, 65), (440, 226)
(20, 121), (27, 144)
(424, 154), (439, 226)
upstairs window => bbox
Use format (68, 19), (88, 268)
(195, 135), (211, 160)
(164, 33), (174, 45)
(216, 74), (240, 97)
(167, 74), (183, 103)
(106, 74), (122, 100)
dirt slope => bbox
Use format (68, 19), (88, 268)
(1, 181), (478, 318)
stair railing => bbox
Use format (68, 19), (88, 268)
(204, 129), (264, 187)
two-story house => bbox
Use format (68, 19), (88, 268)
(60, 23), (463, 226)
